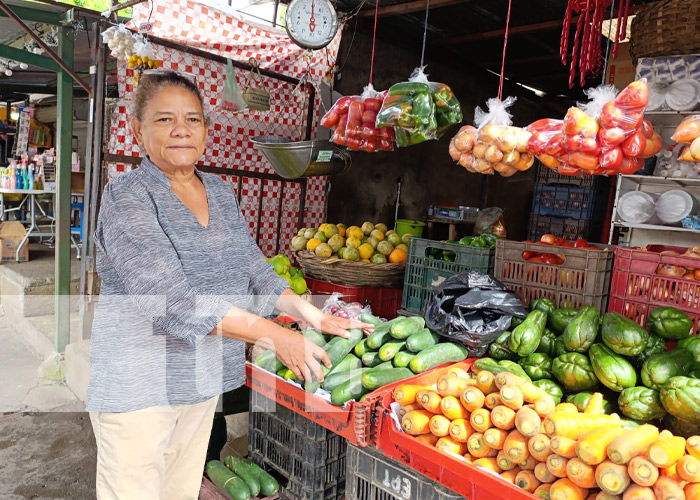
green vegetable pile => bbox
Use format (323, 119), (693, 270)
(253, 313), (468, 407)
(483, 300), (698, 429)
(428, 233), (500, 262)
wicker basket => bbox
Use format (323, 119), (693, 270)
(630, 0), (700, 62)
(295, 250), (405, 288)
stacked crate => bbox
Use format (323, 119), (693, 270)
(528, 163), (611, 243)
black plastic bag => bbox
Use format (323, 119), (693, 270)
(425, 270), (527, 357)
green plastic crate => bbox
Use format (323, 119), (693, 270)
(401, 237), (495, 315)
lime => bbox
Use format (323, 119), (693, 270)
(371, 253), (387, 264)
(270, 255), (290, 275)
(291, 276), (307, 295)
(343, 247), (360, 261)
(314, 232), (328, 243)
(291, 236), (308, 251)
(328, 234), (345, 253)
(361, 222), (375, 235)
(377, 240), (394, 256)
(303, 228), (316, 240)
(375, 223), (388, 233)
(315, 243), (333, 258)
(366, 236), (379, 249)
(324, 224), (340, 239)
(387, 233), (401, 246)
(290, 267), (303, 279)
(338, 247), (347, 259)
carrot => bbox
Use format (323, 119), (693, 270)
(418, 390), (443, 414)
(536, 462), (557, 483)
(685, 483), (700, 500)
(520, 381), (554, 404)
(547, 454), (570, 479)
(659, 430), (674, 440)
(628, 456), (659, 487)
(470, 408), (493, 433)
(550, 436), (579, 459)
(485, 393), (504, 410)
(520, 455), (540, 470)
(429, 414), (452, 437)
(496, 372), (527, 389)
(398, 403), (422, 420)
(460, 387), (486, 412)
(549, 478), (588, 500)
(677, 454), (700, 483)
(688, 436), (700, 460)
(414, 433), (440, 447)
(584, 392), (604, 414)
(661, 464), (680, 481)
(608, 425), (660, 465)
(586, 495), (598, 500)
(492, 405), (517, 430)
(516, 470), (541, 492)
(484, 428), (509, 450)
(504, 429), (530, 463)
(577, 424), (624, 465)
(401, 410), (432, 435)
(529, 434), (552, 462)
(441, 396), (469, 420)
(437, 376), (469, 397)
(543, 413), (619, 440)
(534, 483), (552, 499)
(535, 397), (556, 418)
(394, 384), (433, 405)
(596, 493), (622, 500)
(653, 475), (686, 500)
(473, 457), (501, 474)
(516, 406), (542, 437)
(555, 403), (579, 414)
(501, 384), (524, 410)
(467, 432), (496, 458)
(447, 366), (469, 379)
(595, 460), (631, 495)
(649, 436), (686, 468)
(566, 458), (598, 489)
(501, 467), (521, 484)
(477, 370), (498, 395)
(497, 450), (517, 471)
(622, 484), (657, 500)
(435, 436), (468, 455)
(449, 418), (473, 443)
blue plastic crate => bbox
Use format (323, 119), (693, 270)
(531, 183), (608, 220)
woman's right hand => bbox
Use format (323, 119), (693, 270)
(274, 331), (331, 382)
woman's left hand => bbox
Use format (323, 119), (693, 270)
(314, 313), (374, 338)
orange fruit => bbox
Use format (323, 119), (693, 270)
(389, 248), (407, 264)
(306, 238), (322, 252)
(338, 226), (346, 237)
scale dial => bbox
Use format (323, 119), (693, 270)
(285, 0), (338, 50)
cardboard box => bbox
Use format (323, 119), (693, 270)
(0, 221), (29, 263)
(606, 42), (637, 91)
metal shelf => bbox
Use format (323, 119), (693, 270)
(620, 174), (700, 188)
(645, 110), (699, 116)
(613, 221), (699, 234)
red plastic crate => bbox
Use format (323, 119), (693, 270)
(306, 277), (403, 320)
(372, 360), (537, 500)
(609, 245), (700, 334)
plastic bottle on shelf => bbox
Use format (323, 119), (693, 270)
(9, 162), (17, 189)
(27, 165), (34, 190)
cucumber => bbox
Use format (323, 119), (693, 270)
(253, 350), (275, 368)
(354, 339), (372, 357)
(361, 367), (414, 390)
(393, 351), (417, 368)
(359, 312), (383, 326)
(224, 456), (260, 497)
(326, 353), (362, 378)
(378, 340), (407, 361)
(236, 457), (279, 496)
(330, 374), (371, 406)
(302, 329), (326, 347)
(362, 351), (385, 367)
(323, 367), (369, 392)
(265, 357), (285, 373)
(390, 317), (426, 339)
(366, 327), (394, 350)
(205, 460), (251, 500)
(471, 358), (532, 382)
(409, 343), (469, 373)
(304, 329), (364, 393)
(406, 329), (441, 353)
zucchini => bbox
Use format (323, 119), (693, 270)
(302, 329), (326, 347)
(236, 457), (279, 496)
(393, 351), (417, 368)
(205, 460), (251, 500)
(378, 341), (407, 361)
(361, 367), (414, 390)
(224, 456), (260, 497)
(326, 353), (362, 378)
(331, 373), (371, 406)
(409, 343), (469, 373)
(253, 350), (275, 368)
(406, 329), (441, 353)
(359, 312), (383, 326)
(390, 317), (426, 339)
(354, 339), (372, 358)
(304, 329), (364, 393)
(362, 351), (385, 367)
(323, 368), (369, 392)
(366, 327), (394, 350)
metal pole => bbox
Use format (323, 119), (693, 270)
(272, 0), (280, 27)
(55, 25), (73, 353)
(0, 0), (91, 97)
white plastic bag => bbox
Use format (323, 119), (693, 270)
(221, 60), (248, 112)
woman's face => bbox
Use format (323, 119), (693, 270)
(131, 85), (208, 171)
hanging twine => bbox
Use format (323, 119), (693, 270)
(420, 0), (430, 67)
(368, 0), (379, 83)
(497, 0), (513, 101)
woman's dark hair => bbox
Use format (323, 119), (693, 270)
(132, 70), (207, 122)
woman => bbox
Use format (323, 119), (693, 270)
(87, 70), (371, 500)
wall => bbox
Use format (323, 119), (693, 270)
(327, 29), (568, 240)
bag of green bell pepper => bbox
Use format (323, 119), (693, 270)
(547, 308), (578, 335)
(508, 310), (546, 357)
(519, 353), (553, 381)
(530, 297), (555, 315)
(562, 306), (599, 353)
(647, 307), (693, 340)
(552, 352), (598, 392)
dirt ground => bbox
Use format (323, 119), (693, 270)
(0, 412), (96, 500)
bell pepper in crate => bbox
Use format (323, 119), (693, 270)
(508, 310), (546, 357)
(641, 349), (695, 391)
(618, 387), (666, 423)
(600, 312), (650, 356)
(562, 306), (599, 353)
(519, 353), (553, 381)
(552, 352), (598, 392)
(548, 308), (578, 335)
(630, 335), (668, 368)
(647, 307), (693, 340)
(660, 376), (700, 424)
(589, 343), (637, 392)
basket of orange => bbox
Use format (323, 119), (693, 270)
(291, 222), (408, 288)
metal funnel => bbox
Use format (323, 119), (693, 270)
(252, 136), (352, 179)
